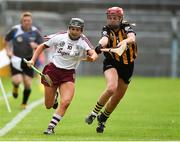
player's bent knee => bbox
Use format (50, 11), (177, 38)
(106, 85), (117, 95)
(45, 102), (53, 109)
(12, 81), (21, 86)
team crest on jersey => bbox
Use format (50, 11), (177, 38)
(16, 36), (23, 42)
(102, 31), (107, 36)
(29, 37), (36, 42)
(59, 41), (65, 47)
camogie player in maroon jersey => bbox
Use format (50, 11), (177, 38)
(26, 18), (98, 135)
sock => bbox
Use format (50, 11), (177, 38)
(48, 113), (62, 129)
(13, 84), (19, 94)
(92, 102), (104, 115)
(22, 88), (31, 104)
(100, 109), (111, 122)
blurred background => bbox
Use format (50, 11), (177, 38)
(0, 0), (180, 77)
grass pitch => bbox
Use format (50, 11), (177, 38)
(0, 76), (180, 141)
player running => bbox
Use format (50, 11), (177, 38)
(85, 7), (137, 133)
(5, 12), (43, 109)
(26, 18), (98, 135)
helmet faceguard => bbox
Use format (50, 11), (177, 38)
(69, 18), (84, 31)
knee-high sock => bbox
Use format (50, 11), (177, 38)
(99, 109), (111, 122)
(48, 113), (62, 129)
(92, 102), (104, 116)
(12, 83), (19, 94)
(22, 88), (31, 104)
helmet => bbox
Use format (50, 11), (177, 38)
(106, 7), (124, 17)
(69, 18), (84, 30)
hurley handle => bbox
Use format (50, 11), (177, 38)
(23, 58), (43, 76)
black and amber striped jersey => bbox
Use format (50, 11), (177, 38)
(101, 21), (137, 64)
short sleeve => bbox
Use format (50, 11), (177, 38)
(101, 26), (110, 38)
(5, 28), (17, 41)
(44, 35), (58, 48)
(81, 34), (94, 50)
(35, 30), (44, 44)
(123, 24), (136, 35)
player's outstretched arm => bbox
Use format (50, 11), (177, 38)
(27, 43), (46, 66)
(85, 49), (98, 62)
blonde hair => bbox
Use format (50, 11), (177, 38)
(20, 12), (32, 21)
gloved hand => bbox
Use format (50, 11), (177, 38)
(95, 44), (103, 54)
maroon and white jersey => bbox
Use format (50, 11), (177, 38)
(44, 32), (93, 69)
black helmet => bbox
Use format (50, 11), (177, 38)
(69, 18), (84, 30)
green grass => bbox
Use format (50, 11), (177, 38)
(0, 76), (180, 141)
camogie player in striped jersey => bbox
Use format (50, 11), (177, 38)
(85, 7), (137, 133)
(26, 18), (98, 135)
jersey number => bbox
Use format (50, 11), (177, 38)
(67, 45), (72, 50)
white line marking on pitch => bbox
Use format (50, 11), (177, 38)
(0, 93), (11, 100)
(0, 98), (44, 137)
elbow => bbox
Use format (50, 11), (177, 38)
(130, 36), (136, 44)
(127, 33), (136, 44)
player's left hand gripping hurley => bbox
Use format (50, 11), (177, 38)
(23, 58), (53, 86)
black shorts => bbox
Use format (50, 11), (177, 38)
(10, 57), (34, 78)
(103, 59), (134, 84)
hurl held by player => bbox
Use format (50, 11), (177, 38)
(26, 17), (98, 135)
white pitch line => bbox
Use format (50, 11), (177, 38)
(0, 93), (11, 100)
(0, 98), (44, 137)
(0, 83), (23, 100)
